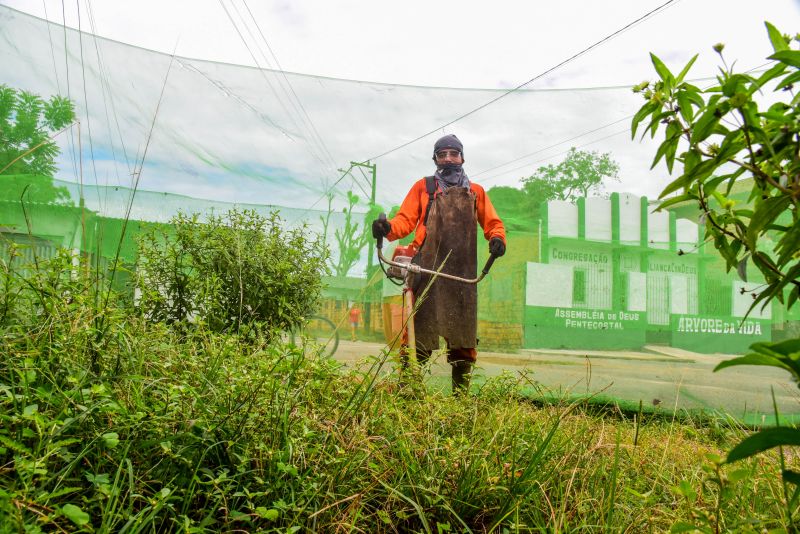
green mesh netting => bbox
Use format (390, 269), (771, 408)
(2, 5), (799, 424)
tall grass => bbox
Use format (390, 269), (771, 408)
(0, 250), (795, 532)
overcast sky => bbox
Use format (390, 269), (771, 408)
(5, 0), (800, 89)
(3, 0), (800, 210)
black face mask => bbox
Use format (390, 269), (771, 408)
(435, 163), (470, 189)
(436, 162), (463, 175)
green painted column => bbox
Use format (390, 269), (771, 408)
(611, 193), (623, 310)
(540, 201), (549, 264)
(697, 255), (707, 314)
(610, 193), (620, 243)
(669, 211), (677, 253)
(639, 196), (649, 272)
(697, 213), (706, 254)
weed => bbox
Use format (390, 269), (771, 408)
(0, 245), (793, 532)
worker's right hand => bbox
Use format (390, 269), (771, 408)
(372, 218), (391, 239)
(489, 237), (506, 257)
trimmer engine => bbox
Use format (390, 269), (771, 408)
(387, 245), (416, 280)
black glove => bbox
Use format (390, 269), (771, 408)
(372, 218), (391, 239)
(489, 237), (506, 257)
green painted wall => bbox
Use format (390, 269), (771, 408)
(670, 314), (771, 353)
(523, 305), (647, 350)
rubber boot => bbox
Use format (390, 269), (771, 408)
(451, 360), (473, 396)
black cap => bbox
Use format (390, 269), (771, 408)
(433, 134), (463, 157)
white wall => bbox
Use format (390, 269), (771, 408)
(648, 211), (670, 249)
(548, 201), (578, 238)
(585, 197), (611, 242)
(526, 263), (573, 308)
(618, 193), (641, 246)
(676, 219), (699, 254)
(628, 271), (647, 312)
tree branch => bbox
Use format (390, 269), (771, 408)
(737, 109), (793, 195)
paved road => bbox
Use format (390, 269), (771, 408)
(332, 340), (800, 423)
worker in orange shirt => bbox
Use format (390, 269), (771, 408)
(348, 304), (361, 342)
(371, 134), (506, 394)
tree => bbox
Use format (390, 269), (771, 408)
(634, 22), (800, 528)
(0, 174), (72, 205)
(0, 84), (74, 176)
(0, 85), (75, 206)
(485, 185), (538, 231)
(486, 149), (620, 232)
(521, 147), (620, 203)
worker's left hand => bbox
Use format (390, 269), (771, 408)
(489, 237), (506, 257)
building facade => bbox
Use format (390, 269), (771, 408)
(523, 193), (777, 353)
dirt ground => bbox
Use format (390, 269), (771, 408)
(331, 339), (800, 421)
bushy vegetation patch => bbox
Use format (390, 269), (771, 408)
(0, 217), (795, 532)
(0, 263), (792, 532)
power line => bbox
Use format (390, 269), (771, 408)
(41, 1), (62, 92)
(299, 0), (680, 216)
(475, 62), (774, 186)
(230, 0), (338, 176)
(481, 128), (631, 185)
(60, 0), (80, 182)
(84, 0), (135, 186)
(291, 165), (359, 220)
(359, 0), (681, 163)
(472, 115), (634, 179)
(240, 0), (340, 176)
(76, 0), (101, 201)
(217, 1), (310, 140)
(218, 0), (337, 179)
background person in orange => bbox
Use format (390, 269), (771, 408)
(348, 304), (361, 342)
(371, 134), (506, 393)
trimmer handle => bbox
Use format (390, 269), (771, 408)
(377, 212), (387, 250)
(481, 254), (498, 276)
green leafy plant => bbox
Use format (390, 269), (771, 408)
(0, 84), (75, 177)
(670, 453), (754, 534)
(632, 23), (799, 313)
(333, 191), (383, 277)
(136, 208), (329, 336)
(634, 21), (800, 529)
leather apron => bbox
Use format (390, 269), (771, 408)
(412, 186), (478, 352)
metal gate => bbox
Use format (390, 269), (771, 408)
(647, 273), (670, 325)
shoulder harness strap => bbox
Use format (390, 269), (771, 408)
(423, 175), (436, 226)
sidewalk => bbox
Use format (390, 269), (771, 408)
(332, 339), (800, 420)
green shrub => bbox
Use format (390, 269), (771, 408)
(136, 209), (329, 336)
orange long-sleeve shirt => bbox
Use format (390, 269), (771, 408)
(386, 178), (506, 251)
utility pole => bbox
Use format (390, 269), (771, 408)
(347, 161), (377, 334)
